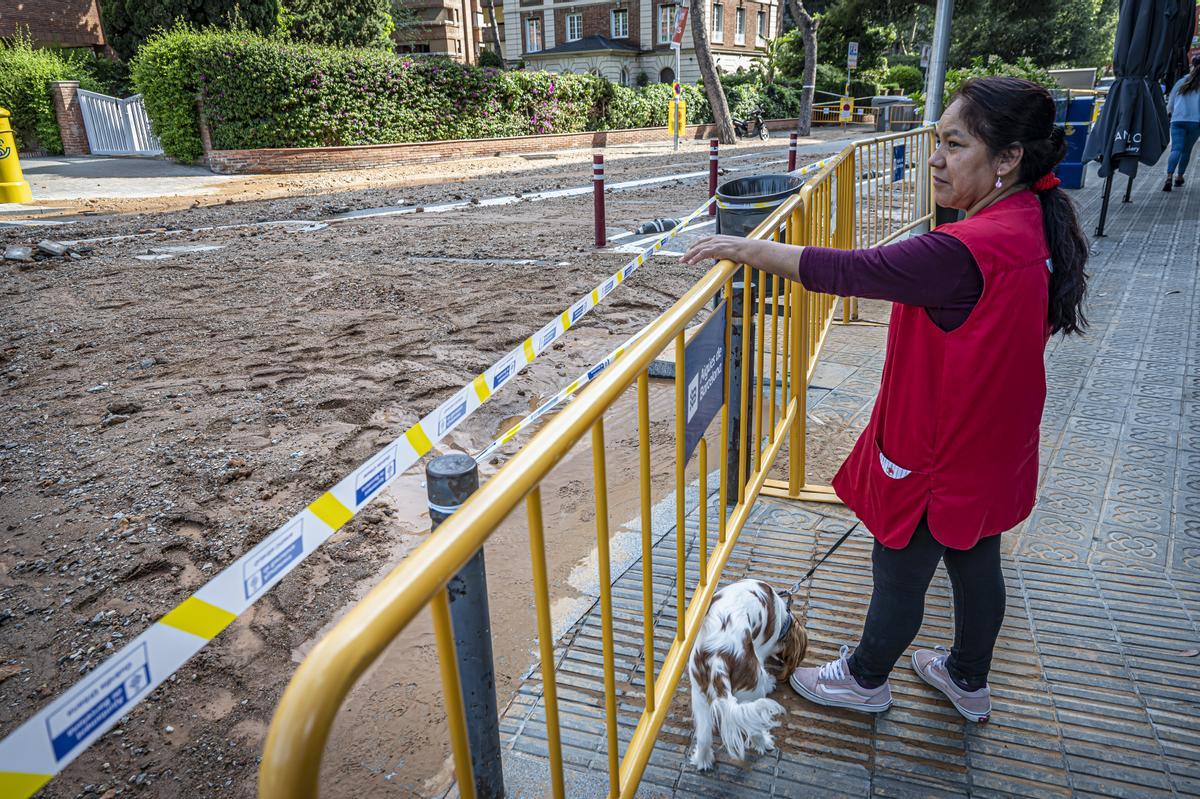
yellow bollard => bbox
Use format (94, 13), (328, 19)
(0, 108), (33, 204)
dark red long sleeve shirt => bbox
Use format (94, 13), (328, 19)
(797, 231), (983, 332)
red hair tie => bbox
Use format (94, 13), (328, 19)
(1032, 173), (1061, 192)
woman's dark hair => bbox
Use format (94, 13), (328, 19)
(952, 77), (1088, 336)
(1181, 57), (1200, 94)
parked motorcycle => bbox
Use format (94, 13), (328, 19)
(733, 107), (769, 140)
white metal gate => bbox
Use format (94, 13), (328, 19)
(76, 89), (164, 156)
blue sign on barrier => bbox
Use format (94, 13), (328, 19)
(684, 303), (726, 462)
(891, 144), (905, 183)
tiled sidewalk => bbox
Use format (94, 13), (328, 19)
(496, 164), (1200, 798)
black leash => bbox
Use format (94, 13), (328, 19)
(780, 521), (862, 597)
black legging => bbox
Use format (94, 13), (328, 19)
(846, 515), (1006, 691)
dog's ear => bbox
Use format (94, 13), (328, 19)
(784, 591), (794, 613)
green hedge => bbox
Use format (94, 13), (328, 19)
(0, 32), (103, 153)
(132, 26), (726, 161)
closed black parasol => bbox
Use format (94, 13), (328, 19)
(1165, 1), (1199, 88)
(1083, 0), (1192, 236)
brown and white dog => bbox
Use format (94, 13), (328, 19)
(687, 579), (808, 770)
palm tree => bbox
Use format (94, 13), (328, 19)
(689, 0), (736, 144)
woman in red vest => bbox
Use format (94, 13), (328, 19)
(682, 77), (1089, 723)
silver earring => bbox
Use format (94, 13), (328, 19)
(995, 175), (1003, 189)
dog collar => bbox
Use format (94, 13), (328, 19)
(779, 611), (792, 639)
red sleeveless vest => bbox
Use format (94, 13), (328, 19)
(831, 191), (1052, 550)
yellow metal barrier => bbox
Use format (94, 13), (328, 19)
(258, 126), (934, 799)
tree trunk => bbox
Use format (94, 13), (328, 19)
(690, 0), (736, 144)
(787, 0), (818, 137)
(483, 0), (505, 66)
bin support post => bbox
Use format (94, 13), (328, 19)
(427, 455), (505, 799)
(725, 272), (754, 503)
(593, 153), (606, 247)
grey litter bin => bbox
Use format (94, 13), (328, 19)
(870, 96), (917, 132)
(715, 173), (805, 239)
(715, 173), (804, 297)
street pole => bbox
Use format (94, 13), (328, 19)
(922, 0), (953, 126)
(426, 454), (504, 799)
(918, 0), (953, 233)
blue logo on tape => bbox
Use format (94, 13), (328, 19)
(243, 519), (304, 600)
(492, 358), (515, 388)
(354, 449), (396, 506)
(47, 643), (151, 761)
(541, 328), (557, 348)
(587, 359), (610, 380)
(603, 278), (615, 294)
(439, 396), (468, 435)
(571, 302), (586, 322)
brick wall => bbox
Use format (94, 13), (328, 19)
(49, 81), (90, 156)
(710, 0), (770, 53)
(552, 2), (640, 47)
(0, 0), (105, 49)
(202, 117), (862, 175)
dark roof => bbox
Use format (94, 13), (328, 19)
(526, 35), (641, 56)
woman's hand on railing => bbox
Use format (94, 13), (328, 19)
(681, 236), (806, 285)
(680, 234), (751, 266)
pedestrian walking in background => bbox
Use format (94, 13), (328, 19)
(1164, 54), (1200, 191)
(681, 77), (1090, 724)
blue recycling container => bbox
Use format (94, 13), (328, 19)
(1052, 94), (1095, 190)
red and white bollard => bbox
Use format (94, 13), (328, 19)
(708, 138), (719, 217)
(593, 153), (606, 247)
(788, 133), (798, 172)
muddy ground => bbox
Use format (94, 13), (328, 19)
(0, 132), (855, 798)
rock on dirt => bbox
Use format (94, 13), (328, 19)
(4, 245), (33, 262)
(36, 240), (69, 257)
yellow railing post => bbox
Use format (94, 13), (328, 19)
(590, 421), (621, 798)
(431, 588), (478, 799)
(636, 372), (656, 712)
(787, 209), (806, 496)
(526, 487), (566, 799)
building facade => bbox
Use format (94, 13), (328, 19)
(394, 0), (500, 62)
(0, 0), (107, 52)
(504, 0), (775, 85)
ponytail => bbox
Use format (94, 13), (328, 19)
(1038, 186), (1089, 335)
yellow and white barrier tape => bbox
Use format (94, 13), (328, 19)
(475, 329), (647, 464)
(0, 190), (721, 799)
(714, 158), (831, 210)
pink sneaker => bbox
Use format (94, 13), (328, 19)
(911, 646), (992, 722)
(788, 645), (893, 713)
